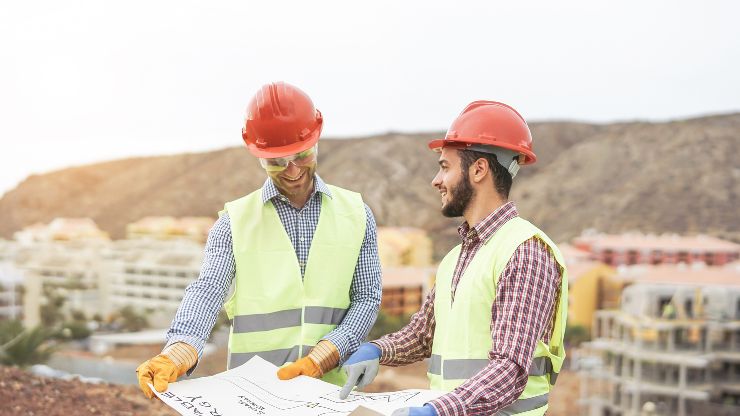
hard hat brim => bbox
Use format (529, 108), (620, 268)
(427, 138), (537, 165)
(247, 134), (320, 159)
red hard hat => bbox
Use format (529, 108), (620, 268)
(428, 101), (536, 164)
(242, 82), (323, 158)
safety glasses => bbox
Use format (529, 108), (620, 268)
(259, 145), (318, 172)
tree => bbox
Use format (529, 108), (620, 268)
(40, 286), (67, 327)
(564, 324), (590, 347)
(0, 320), (57, 367)
(367, 311), (412, 341)
(112, 305), (149, 332)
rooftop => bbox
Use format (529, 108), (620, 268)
(614, 262), (740, 287)
(574, 232), (740, 252)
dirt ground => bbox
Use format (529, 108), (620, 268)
(0, 365), (175, 416)
(3, 345), (580, 415)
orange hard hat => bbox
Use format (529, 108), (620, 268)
(428, 100), (536, 165)
(242, 82), (323, 158)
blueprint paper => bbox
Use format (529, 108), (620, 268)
(150, 356), (444, 416)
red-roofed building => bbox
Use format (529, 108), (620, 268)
(573, 232), (740, 267)
(380, 267), (434, 316)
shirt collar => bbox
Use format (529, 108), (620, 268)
(457, 201), (519, 244)
(261, 173), (333, 204)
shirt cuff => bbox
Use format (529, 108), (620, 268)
(321, 332), (351, 363)
(428, 392), (467, 416)
(370, 339), (396, 365)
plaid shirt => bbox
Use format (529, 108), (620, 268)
(373, 202), (562, 416)
(166, 175), (382, 364)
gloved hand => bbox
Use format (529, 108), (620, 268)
(277, 340), (340, 380)
(339, 343), (382, 399)
(136, 342), (197, 399)
(277, 356), (322, 379)
(391, 404), (438, 416)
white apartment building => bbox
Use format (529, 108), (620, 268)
(105, 239), (205, 328)
(15, 241), (107, 326)
(0, 262), (24, 321)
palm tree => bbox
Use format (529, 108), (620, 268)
(0, 320), (57, 367)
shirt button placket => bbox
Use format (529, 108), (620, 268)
(297, 210), (305, 271)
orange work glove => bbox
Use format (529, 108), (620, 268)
(277, 356), (323, 379)
(277, 340), (340, 380)
(136, 342), (198, 399)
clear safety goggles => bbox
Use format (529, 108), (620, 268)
(259, 145), (318, 172)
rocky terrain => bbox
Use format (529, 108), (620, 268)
(0, 365), (174, 416)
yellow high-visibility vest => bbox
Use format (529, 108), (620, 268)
(222, 185), (366, 386)
(429, 216), (568, 415)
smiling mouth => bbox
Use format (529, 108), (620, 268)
(283, 170), (306, 182)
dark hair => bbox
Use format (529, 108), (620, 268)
(459, 150), (513, 198)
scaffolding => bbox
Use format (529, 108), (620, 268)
(579, 284), (740, 416)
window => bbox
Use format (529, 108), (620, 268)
(651, 250), (663, 265)
(627, 250), (639, 265)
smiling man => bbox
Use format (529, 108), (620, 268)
(340, 101), (568, 416)
(136, 82), (382, 398)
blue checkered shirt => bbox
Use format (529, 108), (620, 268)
(166, 174), (382, 365)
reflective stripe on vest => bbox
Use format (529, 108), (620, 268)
(229, 344), (317, 368)
(232, 307), (348, 333)
(428, 355), (559, 385)
(496, 393), (549, 416)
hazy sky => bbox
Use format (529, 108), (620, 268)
(1, 1), (739, 196)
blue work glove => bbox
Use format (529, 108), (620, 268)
(391, 404), (438, 416)
(339, 343), (382, 399)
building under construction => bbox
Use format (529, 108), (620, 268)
(579, 281), (740, 416)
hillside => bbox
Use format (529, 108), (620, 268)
(1, 114), (738, 258)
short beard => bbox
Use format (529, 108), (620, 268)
(441, 174), (474, 217)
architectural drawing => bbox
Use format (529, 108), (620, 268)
(152, 356), (443, 416)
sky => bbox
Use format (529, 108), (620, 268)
(1, 1), (739, 196)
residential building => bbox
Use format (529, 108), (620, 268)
(377, 227), (433, 268)
(13, 218), (109, 243)
(573, 232), (740, 267)
(15, 241), (107, 326)
(377, 227), (434, 317)
(126, 216), (214, 243)
(381, 267), (434, 316)
(105, 239), (204, 328)
(0, 262), (24, 321)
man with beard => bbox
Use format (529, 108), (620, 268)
(339, 101), (568, 416)
(136, 82), (382, 398)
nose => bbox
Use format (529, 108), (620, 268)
(431, 170), (442, 188)
(284, 161), (301, 176)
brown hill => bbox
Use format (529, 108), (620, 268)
(1, 114), (738, 258)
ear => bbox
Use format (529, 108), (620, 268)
(469, 158), (489, 184)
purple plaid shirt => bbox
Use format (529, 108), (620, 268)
(373, 202), (562, 416)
